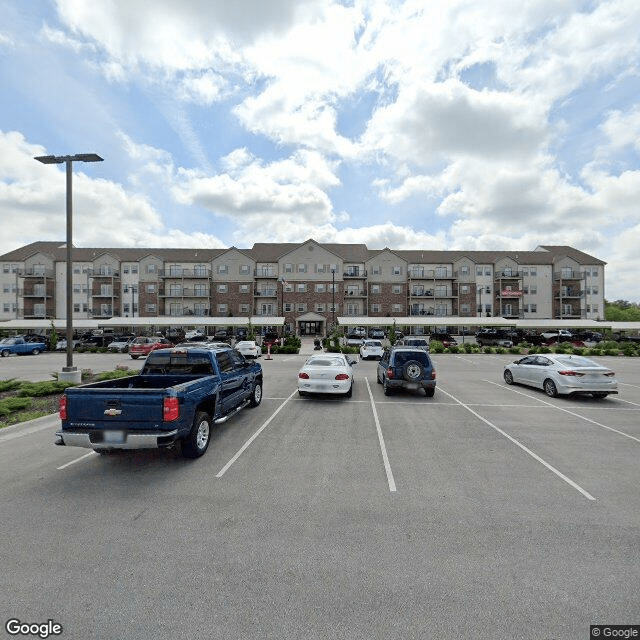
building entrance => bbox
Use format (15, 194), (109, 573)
(299, 321), (321, 335)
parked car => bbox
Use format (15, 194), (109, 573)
(503, 354), (618, 398)
(235, 340), (261, 359)
(351, 327), (367, 337)
(298, 353), (356, 397)
(345, 333), (364, 347)
(396, 337), (429, 351)
(475, 329), (513, 347)
(107, 335), (136, 353)
(368, 328), (385, 339)
(376, 347), (436, 397)
(129, 336), (174, 359)
(184, 329), (205, 341)
(56, 338), (82, 351)
(0, 336), (47, 357)
(360, 339), (384, 360)
(430, 333), (458, 348)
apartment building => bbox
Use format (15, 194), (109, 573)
(0, 240), (606, 334)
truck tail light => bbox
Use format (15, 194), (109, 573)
(163, 397), (180, 422)
(431, 369), (436, 380)
(59, 395), (68, 421)
(386, 368), (394, 379)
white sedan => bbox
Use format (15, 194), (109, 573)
(503, 354), (618, 398)
(360, 339), (384, 360)
(298, 354), (355, 397)
(235, 340), (261, 358)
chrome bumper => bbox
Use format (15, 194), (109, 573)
(55, 429), (179, 450)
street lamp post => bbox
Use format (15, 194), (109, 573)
(34, 154), (103, 382)
(331, 268), (336, 333)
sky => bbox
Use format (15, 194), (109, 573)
(1, 0), (639, 302)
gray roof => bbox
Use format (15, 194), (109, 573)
(0, 240), (605, 266)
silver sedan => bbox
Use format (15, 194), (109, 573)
(503, 354), (618, 398)
(297, 354), (355, 397)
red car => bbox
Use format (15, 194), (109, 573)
(129, 336), (173, 359)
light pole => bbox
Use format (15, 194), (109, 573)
(34, 153), (103, 382)
(331, 268), (336, 333)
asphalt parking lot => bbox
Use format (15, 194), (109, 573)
(1, 349), (639, 639)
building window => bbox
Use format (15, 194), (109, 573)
(529, 286), (537, 295)
(169, 284), (182, 296)
(239, 284), (250, 294)
(284, 303), (293, 312)
(217, 265), (229, 275)
(392, 285), (402, 294)
(297, 264), (307, 273)
(147, 264), (157, 274)
(460, 285), (469, 294)
(284, 263), (293, 273)
(131, 265), (138, 274)
(240, 265), (250, 275)
(435, 266), (447, 277)
(169, 303), (182, 316)
(371, 304), (381, 313)
(315, 284), (325, 293)
(100, 284), (112, 296)
(392, 266), (403, 275)
(316, 304), (325, 312)
(147, 284), (156, 294)
(297, 303), (307, 312)
(297, 284), (306, 292)
(240, 304), (251, 313)
(371, 284), (381, 294)
(371, 265), (381, 275)
(391, 304), (403, 312)
(485, 267), (491, 276)
(530, 268), (536, 276)
(476, 266), (483, 276)
(194, 284), (208, 296)
(218, 304), (228, 313)
(146, 303), (156, 313)
(460, 304), (470, 313)
(73, 303), (80, 313)
(218, 284), (228, 293)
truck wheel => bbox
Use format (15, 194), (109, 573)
(248, 381), (262, 407)
(31, 348), (40, 355)
(1, 350), (9, 357)
(130, 355), (139, 360)
(182, 411), (211, 459)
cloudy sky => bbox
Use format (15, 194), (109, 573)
(1, 0), (639, 301)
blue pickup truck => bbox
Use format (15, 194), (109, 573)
(0, 336), (47, 356)
(56, 344), (263, 458)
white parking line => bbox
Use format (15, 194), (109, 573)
(216, 389), (297, 478)
(486, 380), (640, 444)
(57, 451), (97, 470)
(365, 377), (396, 493)
(437, 385), (596, 501)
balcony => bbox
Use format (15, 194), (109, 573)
(159, 288), (211, 298)
(159, 269), (211, 278)
(345, 290), (366, 298)
(255, 289), (277, 297)
(494, 271), (522, 280)
(92, 291), (120, 299)
(18, 268), (55, 278)
(554, 270), (583, 280)
(254, 268), (277, 278)
(343, 270), (367, 278)
(555, 290), (583, 299)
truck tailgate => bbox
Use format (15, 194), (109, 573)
(64, 388), (166, 428)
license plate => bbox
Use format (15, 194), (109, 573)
(103, 430), (125, 444)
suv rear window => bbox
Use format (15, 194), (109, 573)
(392, 351), (431, 366)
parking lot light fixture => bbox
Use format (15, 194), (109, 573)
(34, 153), (104, 382)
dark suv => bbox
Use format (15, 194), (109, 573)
(376, 347), (436, 397)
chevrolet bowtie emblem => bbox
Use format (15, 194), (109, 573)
(104, 408), (122, 416)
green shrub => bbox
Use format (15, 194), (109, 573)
(528, 346), (539, 354)
(461, 343), (476, 353)
(17, 381), (75, 398)
(0, 397), (31, 416)
(571, 347), (585, 356)
(482, 346), (494, 354)
(538, 346), (551, 353)
(447, 345), (460, 353)
(494, 347), (506, 354)
(620, 343), (638, 357)
(604, 349), (619, 356)
(601, 341), (620, 351)
(508, 346), (522, 354)
(429, 340), (444, 353)
(587, 348), (603, 357)
(0, 379), (22, 393)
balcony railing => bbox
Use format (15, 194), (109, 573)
(255, 289), (277, 297)
(344, 270), (367, 278)
(553, 270), (584, 280)
(159, 288), (211, 298)
(159, 269), (212, 278)
(18, 269), (55, 278)
(494, 271), (523, 280)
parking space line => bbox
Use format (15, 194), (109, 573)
(57, 451), (97, 470)
(437, 385), (596, 501)
(365, 378), (396, 493)
(215, 390), (297, 478)
(485, 381), (640, 444)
